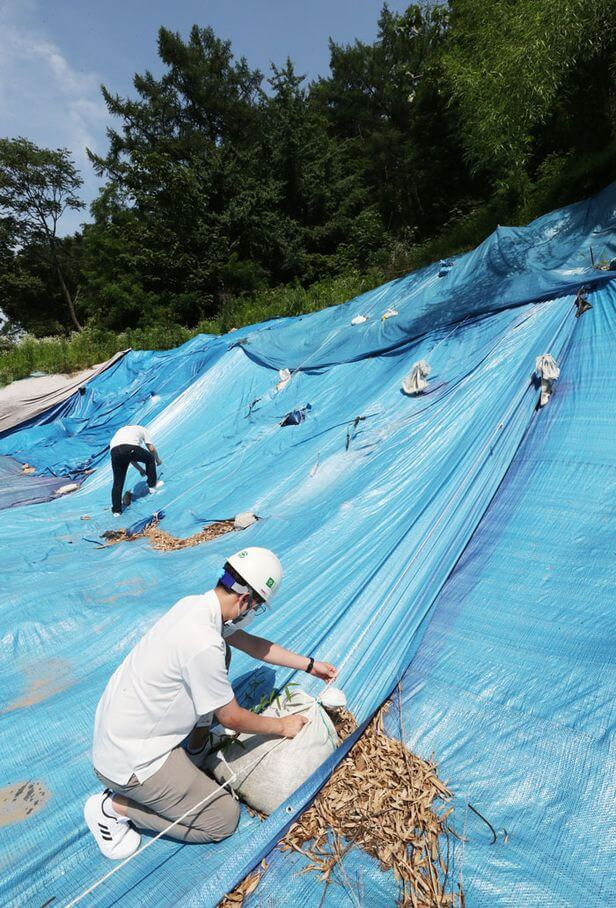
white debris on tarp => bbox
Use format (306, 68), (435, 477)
(381, 307), (399, 322)
(234, 511), (258, 530)
(351, 315), (368, 325)
(53, 483), (80, 497)
(535, 354), (560, 407)
(276, 368), (292, 391)
(402, 359), (431, 395)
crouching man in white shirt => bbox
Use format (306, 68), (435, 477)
(84, 546), (338, 859)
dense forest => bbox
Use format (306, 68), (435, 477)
(1, 0), (615, 347)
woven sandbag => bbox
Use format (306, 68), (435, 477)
(205, 689), (339, 815)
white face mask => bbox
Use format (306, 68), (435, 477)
(222, 593), (253, 626)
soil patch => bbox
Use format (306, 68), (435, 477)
(2, 658), (73, 713)
(0, 781), (51, 827)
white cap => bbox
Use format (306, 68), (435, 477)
(226, 547), (283, 604)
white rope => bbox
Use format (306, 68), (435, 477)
(426, 314), (469, 358)
(65, 768), (240, 908)
(65, 731), (289, 908)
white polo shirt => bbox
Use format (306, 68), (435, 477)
(109, 424), (153, 450)
(92, 591), (235, 784)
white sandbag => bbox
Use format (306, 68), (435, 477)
(381, 306), (398, 322)
(535, 354), (560, 407)
(204, 688), (339, 815)
(402, 359), (431, 395)
(317, 686), (347, 709)
(234, 511), (258, 530)
(53, 482), (80, 496)
(535, 353), (560, 382)
(276, 368), (292, 391)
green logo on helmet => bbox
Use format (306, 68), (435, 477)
(266, 577), (275, 588)
(238, 551), (248, 558)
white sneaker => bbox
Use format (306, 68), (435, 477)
(84, 791), (141, 860)
(112, 512), (121, 518)
(148, 480), (164, 494)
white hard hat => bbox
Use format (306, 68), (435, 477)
(225, 547), (283, 604)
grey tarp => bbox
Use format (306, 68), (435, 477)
(0, 349), (128, 435)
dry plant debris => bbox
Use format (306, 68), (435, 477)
(219, 703), (460, 907)
(218, 866), (266, 907)
(101, 518), (236, 550)
(21, 463), (36, 474)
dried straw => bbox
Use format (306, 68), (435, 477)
(219, 704), (460, 907)
(218, 867), (265, 906)
(101, 518), (236, 550)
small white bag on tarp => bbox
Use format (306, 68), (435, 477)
(204, 688), (339, 815)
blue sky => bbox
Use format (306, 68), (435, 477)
(0, 0), (411, 234)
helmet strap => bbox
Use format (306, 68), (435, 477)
(219, 569), (250, 597)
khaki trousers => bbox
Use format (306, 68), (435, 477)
(95, 745), (239, 844)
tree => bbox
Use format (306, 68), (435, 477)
(311, 4), (472, 248)
(442, 0), (616, 201)
(0, 138), (85, 330)
(84, 25), (271, 328)
(0, 226), (84, 337)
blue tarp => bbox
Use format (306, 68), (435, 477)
(0, 456), (72, 510)
(0, 185), (614, 907)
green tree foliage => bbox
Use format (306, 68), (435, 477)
(313, 4), (473, 242)
(442, 0), (616, 200)
(0, 227), (84, 337)
(0, 137), (85, 331)
(82, 28), (374, 329)
(2, 3), (615, 341)
(83, 26), (274, 329)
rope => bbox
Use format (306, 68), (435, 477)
(65, 769), (240, 907)
(65, 732), (289, 908)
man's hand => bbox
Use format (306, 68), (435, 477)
(217, 697), (308, 738)
(310, 661), (338, 683)
(279, 714), (309, 738)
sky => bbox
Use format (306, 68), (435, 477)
(0, 0), (411, 235)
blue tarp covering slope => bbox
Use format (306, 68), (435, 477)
(0, 185), (614, 908)
(250, 279), (616, 908)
